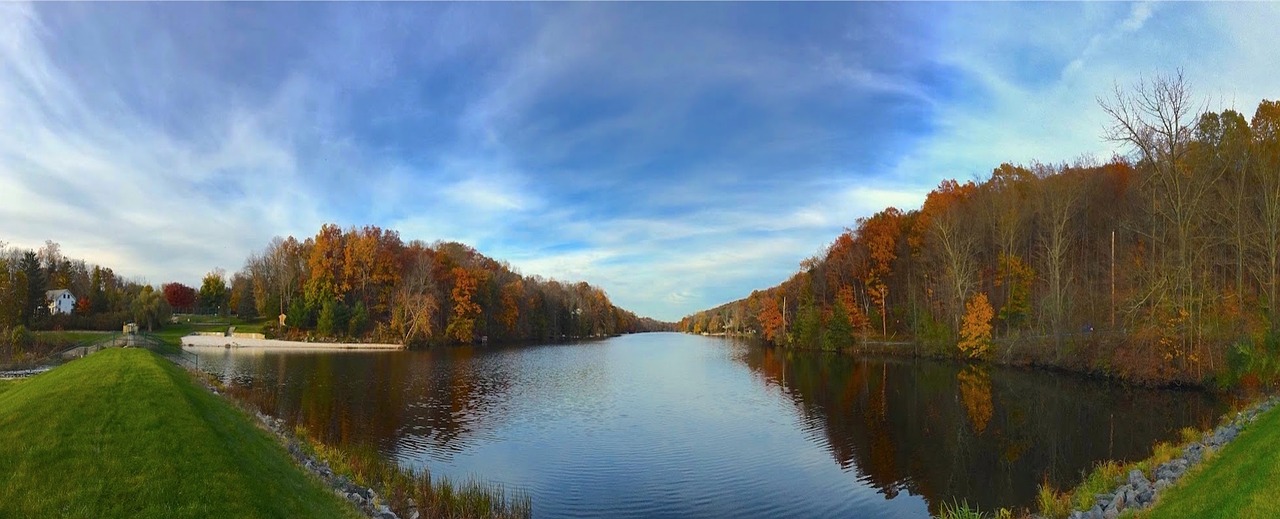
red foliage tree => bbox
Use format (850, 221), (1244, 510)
(162, 282), (197, 313)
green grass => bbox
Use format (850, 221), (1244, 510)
(0, 379), (19, 396)
(1144, 403), (1280, 519)
(0, 348), (360, 519)
(172, 314), (269, 333)
(146, 324), (193, 352)
(935, 500), (1011, 519)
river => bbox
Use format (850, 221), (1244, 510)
(191, 332), (1224, 517)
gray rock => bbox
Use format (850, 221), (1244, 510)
(1090, 504), (1104, 519)
(1184, 443), (1204, 463)
(1127, 469), (1149, 487)
(1155, 478), (1171, 491)
(1210, 426), (1239, 446)
(1138, 488), (1154, 505)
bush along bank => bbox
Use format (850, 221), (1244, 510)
(1035, 395), (1279, 519)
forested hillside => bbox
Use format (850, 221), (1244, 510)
(680, 74), (1280, 386)
(224, 224), (668, 346)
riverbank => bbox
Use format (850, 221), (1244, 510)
(1143, 395), (1280, 518)
(0, 348), (360, 518)
(738, 330), (1254, 390)
(181, 334), (403, 350)
(1025, 395), (1280, 519)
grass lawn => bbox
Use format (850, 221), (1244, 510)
(0, 348), (359, 519)
(147, 324), (194, 351)
(1144, 403), (1280, 519)
(172, 314), (270, 333)
(0, 379), (19, 396)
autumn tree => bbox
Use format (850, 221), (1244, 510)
(305, 223), (347, 307)
(758, 293), (785, 344)
(837, 285), (870, 331)
(958, 292), (994, 359)
(860, 208), (901, 335)
(446, 267), (481, 343)
(162, 282), (197, 313)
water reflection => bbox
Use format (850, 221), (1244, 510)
(193, 335), (1225, 516)
(202, 347), (514, 458)
(734, 343), (1224, 512)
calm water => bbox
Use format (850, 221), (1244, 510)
(192, 333), (1224, 517)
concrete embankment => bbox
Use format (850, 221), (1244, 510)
(181, 334), (403, 350)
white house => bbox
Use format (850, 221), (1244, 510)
(46, 289), (77, 315)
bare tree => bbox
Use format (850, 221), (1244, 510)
(392, 245), (439, 345)
(1100, 70), (1219, 371)
(1038, 174), (1078, 339)
(933, 213), (978, 331)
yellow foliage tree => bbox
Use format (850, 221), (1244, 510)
(958, 292), (994, 358)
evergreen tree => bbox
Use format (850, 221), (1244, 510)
(19, 251), (44, 327)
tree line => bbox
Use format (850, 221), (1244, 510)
(196, 224), (668, 346)
(1, 240), (172, 365)
(680, 73), (1280, 386)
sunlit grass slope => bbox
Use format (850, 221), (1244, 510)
(0, 348), (359, 519)
(1144, 402), (1280, 519)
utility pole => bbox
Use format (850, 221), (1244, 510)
(1111, 230), (1116, 329)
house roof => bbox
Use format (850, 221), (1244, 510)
(46, 289), (74, 299)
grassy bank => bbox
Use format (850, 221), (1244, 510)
(1143, 402), (1280, 518)
(0, 348), (359, 518)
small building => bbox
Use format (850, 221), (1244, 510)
(46, 289), (77, 315)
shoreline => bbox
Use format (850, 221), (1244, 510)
(181, 335), (404, 350)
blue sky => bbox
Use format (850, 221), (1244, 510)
(2, 2), (1278, 321)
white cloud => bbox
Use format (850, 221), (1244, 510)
(1121, 2), (1155, 32)
(0, 6), (326, 286)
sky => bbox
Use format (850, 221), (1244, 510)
(2, 2), (1278, 322)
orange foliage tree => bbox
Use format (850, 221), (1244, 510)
(860, 208), (901, 336)
(958, 292), (994, 358)
(758, 293), (785, 344)
(446, 267), (482, 343)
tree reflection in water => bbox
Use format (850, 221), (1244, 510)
(735, 343), (1224, 514)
